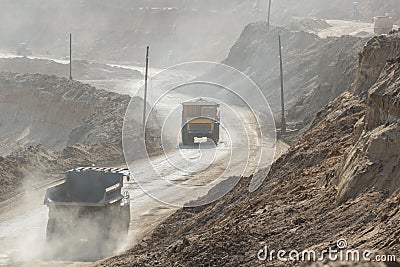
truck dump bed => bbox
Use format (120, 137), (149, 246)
(181, 98), (220, 145)
(44, 167), (130, 207)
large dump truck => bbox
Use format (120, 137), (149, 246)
(44, 167), (131, 260)
(181, 98), (220, 145)
(374, 16), (393, 34)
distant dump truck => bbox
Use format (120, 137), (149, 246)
(44, 167), (131, 260)
(374, 16), (393, 34)
(181, 98), (220, 145)
(16, 43), (32, 57)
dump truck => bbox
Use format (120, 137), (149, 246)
(181, 98), (220, 145)
(44, 167), (131, 260)
(374, 16), (393, 34)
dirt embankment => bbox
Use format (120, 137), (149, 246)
(0, 57), (141, 80)
(336, 33), (400, 205)
(0, 72), (160, 202)
(223, 22), (365, 133)
(0, 72), (132, 154)
(97, 32), (400, 267)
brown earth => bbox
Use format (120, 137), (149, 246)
(336, 37), (400, 205)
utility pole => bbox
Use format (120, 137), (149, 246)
(69, 33), (72, 80)
(267, 0), (272, 30)
(278, 35), (286, 136)
(173, 24), (178, 64)
(142, 46), (150, 138)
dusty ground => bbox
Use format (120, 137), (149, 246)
(97, 92), (399, 267)
(0, 106), (286, 266)
(0, 69), (161, 266)
(94, 33), (400, 267)
(0, 10), (399, 267)
(0, 59), (286, 266)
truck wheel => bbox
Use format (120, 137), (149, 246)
(46, 219), (56, 241)
(46, 218), (66, 242)
(214, 122), (220, 144)
(182, 132), (189, 146)
(182, 133), (194, 146)
(121, 203), (131, 235)
(211, 133), (219, 145)
(188, 135), (195, 145)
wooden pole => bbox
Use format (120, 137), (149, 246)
(142, 46), (149, 138)
(278, 35), (286, 135)
(267, 0), (272, 30)
(69, 33), (72, 80)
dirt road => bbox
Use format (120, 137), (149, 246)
(0, 107), (284, 266)
(0, 58), (287, 266)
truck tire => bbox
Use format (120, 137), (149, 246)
(46, 218), (67, 242)
(214, 122), (220, 144)
(182, 124), (190, 146)
(122, 203), (131, 233)
(182, 132), (190, 146)
(46, 218), (56, 241)
(214, 132), (219, 144)
(182, 132), (194, 146)
(188, 135), (194, 145)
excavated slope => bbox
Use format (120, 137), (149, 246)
(336, 33), (400, 204)
(0, 72), (161, 202)
(98, 93), (399, 267)
(0, 72), (132, 155)
(96, 28), (400, 267)
(223, 22), (365, 130)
